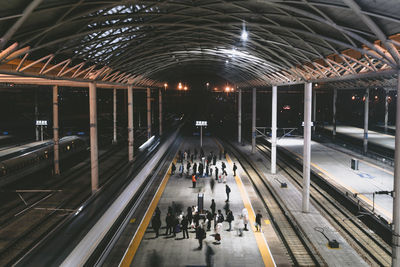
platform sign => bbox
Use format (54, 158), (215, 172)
(36, 120), (48, 126)
(196, 121), (207, 126)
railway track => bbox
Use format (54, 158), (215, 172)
(223, 139), (324, 266)
(256, 140), (392, 266)
(0, 145), (130, 266)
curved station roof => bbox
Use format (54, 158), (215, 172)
(0, 0), (399, 89)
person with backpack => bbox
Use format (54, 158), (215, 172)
(225, 185), (231, 202)
(233, 163), (237, 176)
(171, 163), (176, 175)
(197, 225), (206, 249)
(181, 215), (189, 239)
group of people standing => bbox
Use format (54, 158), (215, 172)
(150, 145), (263, 266)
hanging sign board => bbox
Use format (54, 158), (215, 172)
(195, 121), (207, 126)
(36, 120), (48, 126)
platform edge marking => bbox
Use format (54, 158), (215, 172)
(119, 157), (178, 267)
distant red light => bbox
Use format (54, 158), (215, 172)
(283, 105), (291, 110)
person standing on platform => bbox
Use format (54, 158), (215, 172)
(210, 178), (215, 194)
(193, 162), (197, 175)
(205, 241), (215, 267)
(197, 225), (206, 249)
(187, 161), (191, 175)
(165, 212), (173, 235)
(242, 208), (249, 231)
(210, 199), (216, 216)
(194, 211), (200, 227)
(215, 167), (219, 181)
(255, 210), (263, 232)
(213, 154), (216, 165)
(206, 210), (213, 231)
(179, 163), (183, 177)
(192, 174), (197, 188)
(226, 209), (234, 231)
(210, 166), (213, 177)
(187, 206), (193, 224)
(225, 185), (231, 202)
(233, 163), (237, 176)
(184, 151), (187, 161)
(181, 215), (189, 239)
(171, 163), (176, 175)
(152, 210), (161, 238)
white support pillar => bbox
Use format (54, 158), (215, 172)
(147, 87), (151, 139)
(392, 71), (400, 267)
(332, 88), (337, 139)
(159, 89), (162, 136)
(35, 89), (39, 141)
(363, 89), (369, 154)
(53, 85), (60, 175)
(385, 89), (389, 133)
(112, 88), (117, 144)
(313, 88), (317, 133)
(128, 85), (134, 162)
(252, 88), (257, 153)
(89, 83), (99, 193)
(271, 85), (277, 174)
(238, 89), (242, 144)
(302, 82), (312, 213)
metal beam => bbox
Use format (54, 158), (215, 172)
(363, 88), (369, 154)
(238, 88), (242, 143)
(112, 88), (117, 144)
(393, 70), (400, 267)
(147, 87), (151, 139)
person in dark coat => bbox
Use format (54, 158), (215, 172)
(212, 155), (216, 165)
(215, 167), (219, 181)
(199, 163), (204, 177)
(197, 225), (206, 249)
(255, 210), (263, 232)
(165, 212), (173, 235)
(226, 210), (234, 231)
(206, 210), (213, 231)
(210, 199), (216, 216)
(225, 185), (231, 202)
(205, 241), (215, 267)
(187, 206), (193, 223)
(187, 162), (191, 175)
(233, 163), (237, 176)
(171, 163), (176, 175)
(210, 178), (215, 193)
(152, 212), (161, 238)
(193, 211), (200, 227)
(193, 163), (197, 175)
(172, 216), (179, 237)
(181, 215), (189, 239)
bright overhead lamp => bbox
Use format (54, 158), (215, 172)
(241, 30), (248, 41)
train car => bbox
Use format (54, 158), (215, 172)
(0, 136), (87, 187)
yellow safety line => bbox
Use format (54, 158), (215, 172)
(289, 149), (392, 221)
(215, 139), (276, 267)
(120, 157), (177, 267)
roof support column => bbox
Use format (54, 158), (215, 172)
(271, 85), (277, 174)
(332, 88), (337, 139)
(385, 89), (389, 133)
(128, 85), (134, 162)
(363, 89), (369, 154)
(89, 82), (99, 193)
(52, 85), (60, 176)
(392, 70), (400, 267)
(159, 89), (162, 136)
(35, 89), (39, 141)
(252, 88), (256, 153)
(112, 88), (117, 144)
(313, 88), (317, 134)
(302, 82), (312, 213)
(147, 88), (151, 139)
(238, 88), (242, 144)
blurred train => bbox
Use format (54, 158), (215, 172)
(0, 136), (87, 187)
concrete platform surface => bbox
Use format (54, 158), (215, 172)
(323, 125), (394, 150)
(276, 136), (393, 222)
(129, 137), (275, 267)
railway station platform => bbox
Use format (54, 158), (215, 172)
(323, 125), (395, 151)
(232, 140), (367, 266)
(117, 136), (285, 267)
(275, 136), (394, 222)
